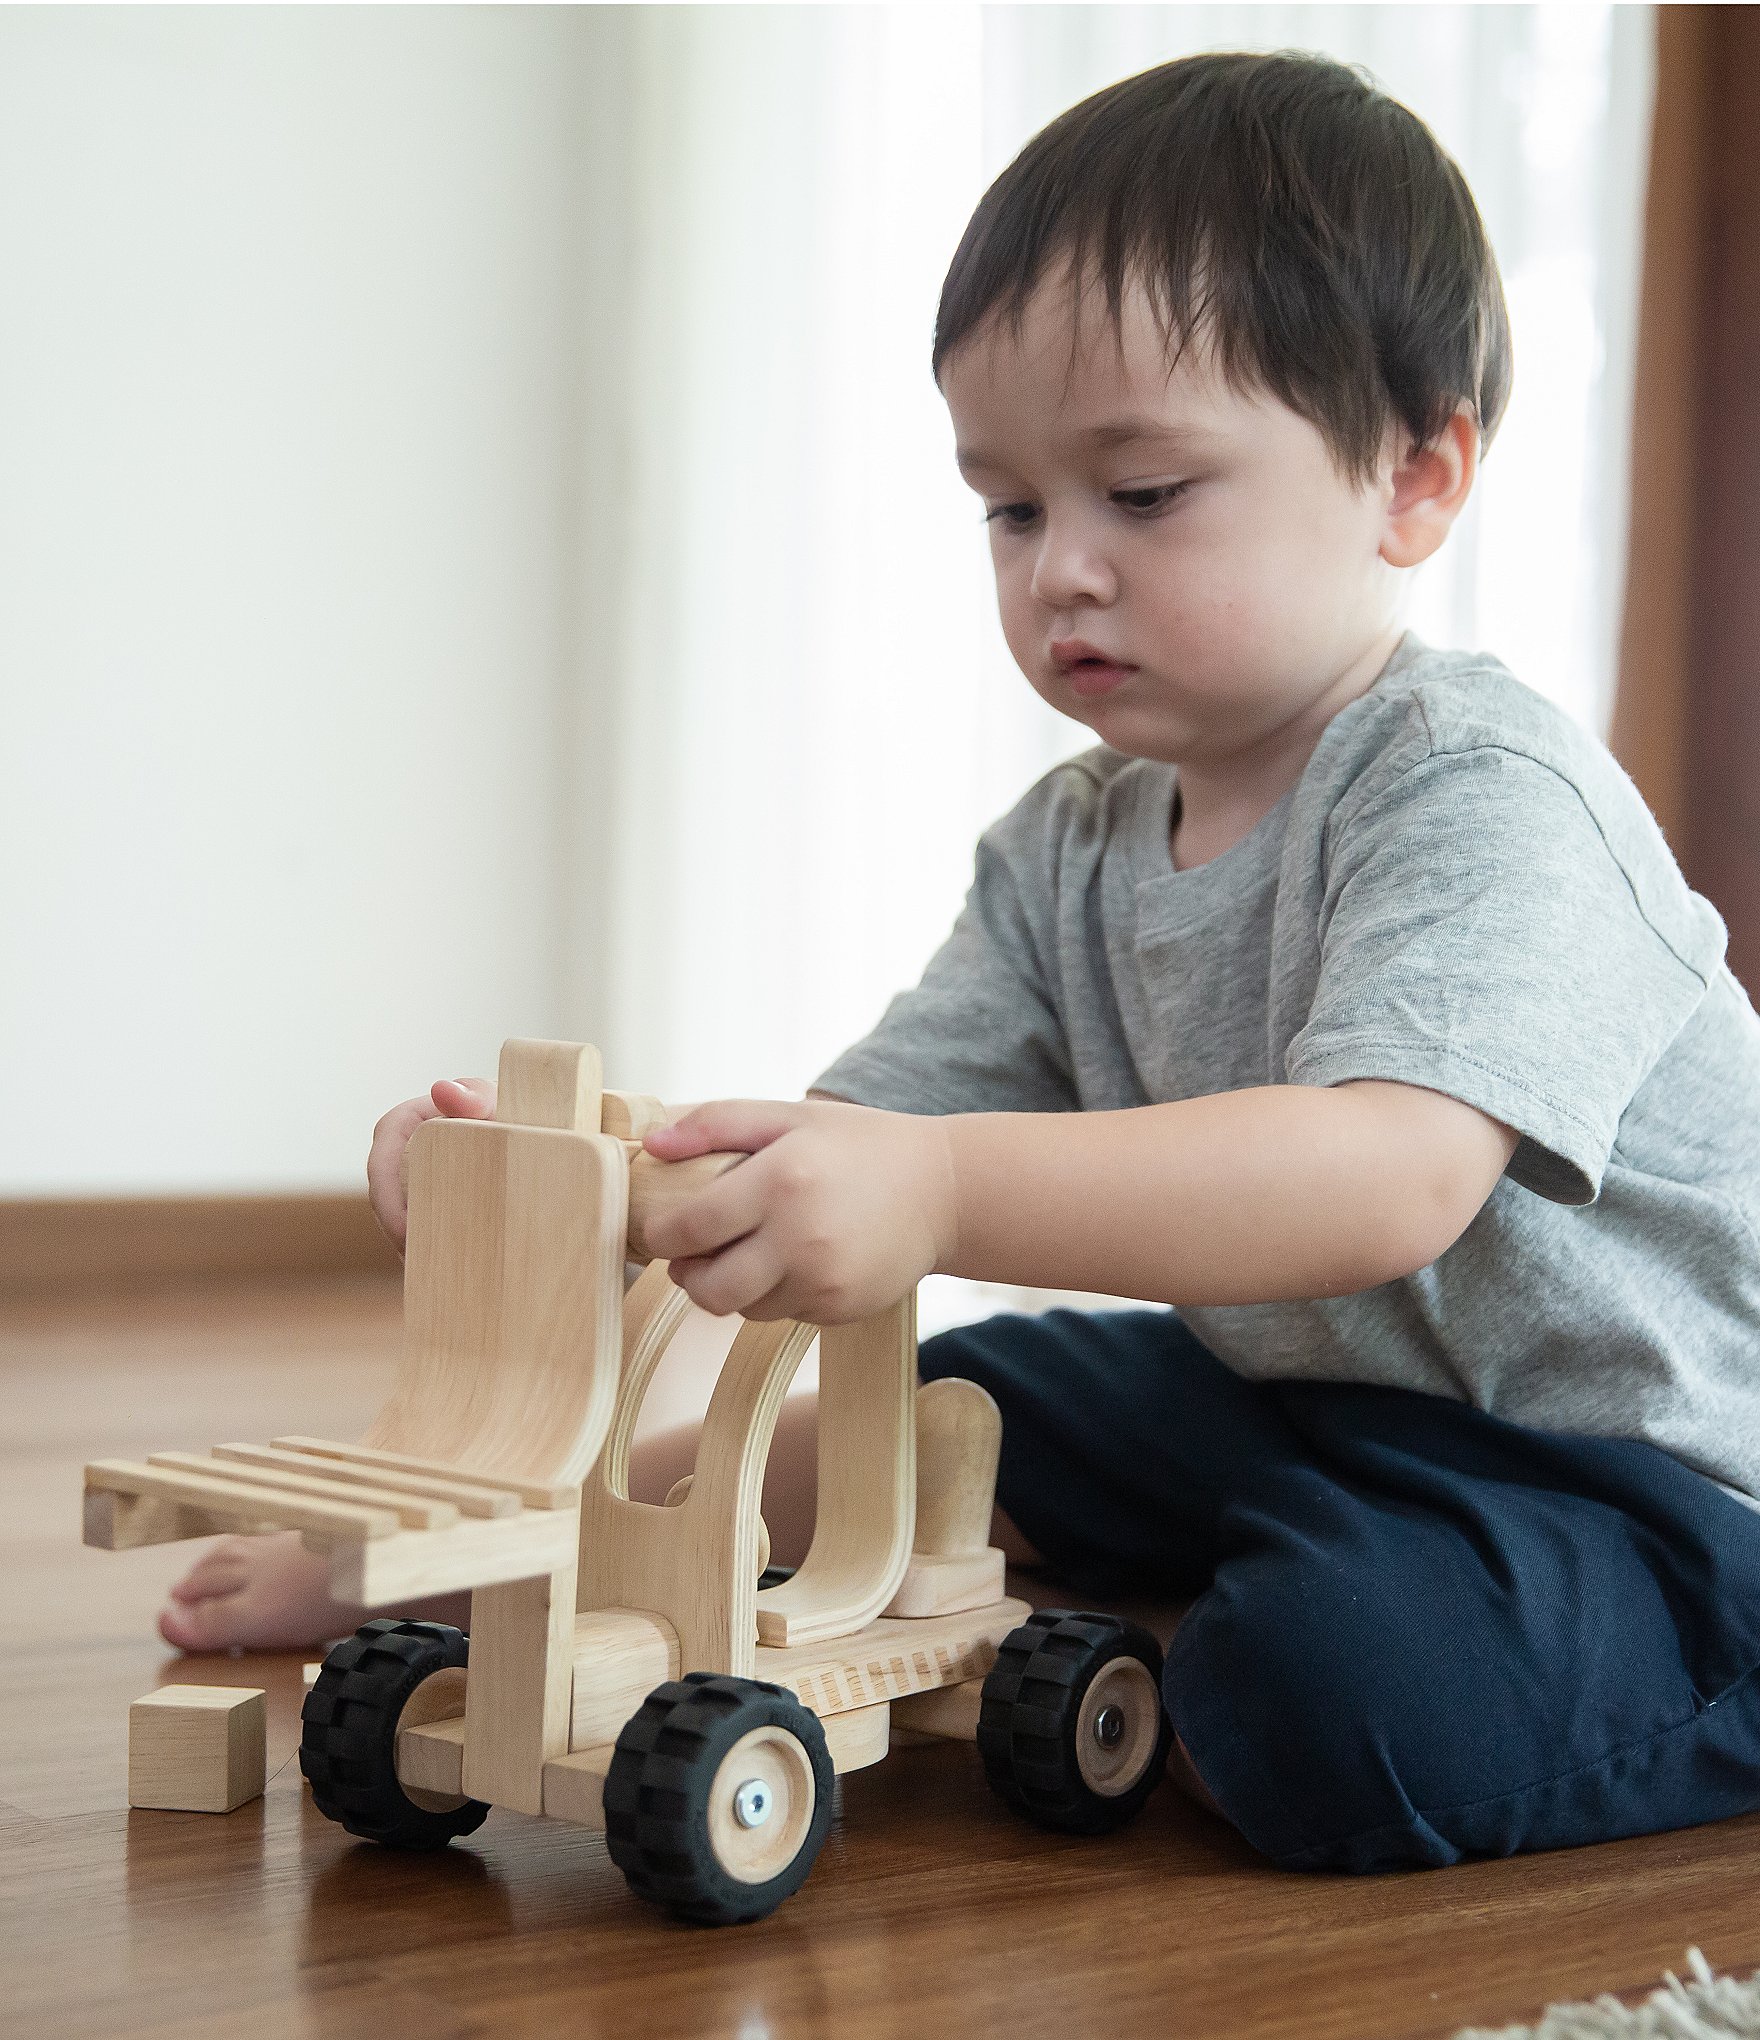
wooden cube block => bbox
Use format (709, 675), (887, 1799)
(129, 1685), (267, 1812)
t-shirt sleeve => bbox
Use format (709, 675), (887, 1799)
(808, 825), (1078, 1116)
(1283, 742), (1726, 1205)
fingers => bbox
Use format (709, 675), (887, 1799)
(668, 1230), (787, 1318)
(366, 1095), (437, 1252)
(432, 1077), (497, 1119)
(643, 1098), (802, 1162)
(645, 1147), (773, 1263)
(366, 1078), (496, 1253)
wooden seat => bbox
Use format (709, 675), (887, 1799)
(83, 1039), (630, 1603)
(356, 1039), (628, 1489)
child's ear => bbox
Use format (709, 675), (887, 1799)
(1379, 400), (1479, 569)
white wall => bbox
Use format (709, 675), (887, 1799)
(0, 7), (626, 1194)
(1, 6), (1652, 1212)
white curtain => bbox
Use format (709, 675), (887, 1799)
(578, 4), (1656, 1336)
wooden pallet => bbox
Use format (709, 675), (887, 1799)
(84, 1441), (579, 1602)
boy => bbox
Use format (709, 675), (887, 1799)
(164, 50), (1760, 1875)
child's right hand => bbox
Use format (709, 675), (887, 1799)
(367, 1076), (497, 1254)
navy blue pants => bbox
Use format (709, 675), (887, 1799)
(918, 1306), (1760, 1874)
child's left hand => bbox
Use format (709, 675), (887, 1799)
(638, 1098), (959, 1323)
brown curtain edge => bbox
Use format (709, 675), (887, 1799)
(1609, 3), (1708, 850)
(1612, 5), (1760, 997)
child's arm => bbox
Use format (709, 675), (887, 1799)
(937, 1080), (1519, 1305)
(644, 1080), (1519, 1322)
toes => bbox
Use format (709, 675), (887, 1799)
(158, 1593), (243, 1653)
(153, 1531), (343, 1652)
(166, 1548), (249, 1604)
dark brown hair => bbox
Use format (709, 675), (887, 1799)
(932, 49), (1512, 488)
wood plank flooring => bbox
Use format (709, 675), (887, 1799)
(6, 1275), (1760, 2039)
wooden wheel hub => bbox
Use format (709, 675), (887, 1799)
(394, 1664), (470, 1814)
(1075, 1657), (1161, 1797)
(706, 1725), (817, 1884)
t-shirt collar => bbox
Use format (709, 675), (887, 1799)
(1124, 626), (1429, 902)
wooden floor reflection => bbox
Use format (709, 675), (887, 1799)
(7, 1274), (1760, 2039)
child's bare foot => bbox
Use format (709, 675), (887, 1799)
(159, 1530), (468, 1653)
(159, 1531), (359, 1651)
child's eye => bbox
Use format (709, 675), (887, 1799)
(981, 482), (1190, 530)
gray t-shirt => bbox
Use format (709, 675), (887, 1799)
(812, 628), (1760, 1510)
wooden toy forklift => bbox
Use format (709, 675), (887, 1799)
(84, 1040), (1172, 1924)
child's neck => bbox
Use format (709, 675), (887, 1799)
(1168, 623), (1405, 871)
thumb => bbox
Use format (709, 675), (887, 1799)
(642, 1098), (802, 1161)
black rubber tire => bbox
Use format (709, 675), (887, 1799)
(604, 1671), (834, 1925)
(300, 1618), (490, 1850)
(974, 1607), (1066, 1815)
(978, 1609), (1172, 1835)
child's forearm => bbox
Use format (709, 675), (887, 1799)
(936, 1082), (1503, 1306)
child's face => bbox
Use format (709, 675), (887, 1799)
(941, 257), (1426, 770)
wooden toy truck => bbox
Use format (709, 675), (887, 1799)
(84, 1040), (1172, 1924)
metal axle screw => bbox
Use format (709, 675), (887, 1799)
(1093, 1704), (1126, 1751)
(733, 1778), (771, 1828)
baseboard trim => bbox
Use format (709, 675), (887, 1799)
(0, 1194), (401, 1295)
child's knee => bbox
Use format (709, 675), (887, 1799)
(1161, 1562), (1459, 1873)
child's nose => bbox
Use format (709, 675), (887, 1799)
(1028, 522), (1115, 610)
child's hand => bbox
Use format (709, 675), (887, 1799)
(366, 1077), (497, 1254)
(639, 1098), (959, 1324)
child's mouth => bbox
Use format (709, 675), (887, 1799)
(1067, 660), (1136, 698)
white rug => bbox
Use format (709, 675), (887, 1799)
(1452, 1950), (1760, 2038)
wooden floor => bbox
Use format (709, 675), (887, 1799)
(7, 1275), (1760, 2040)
